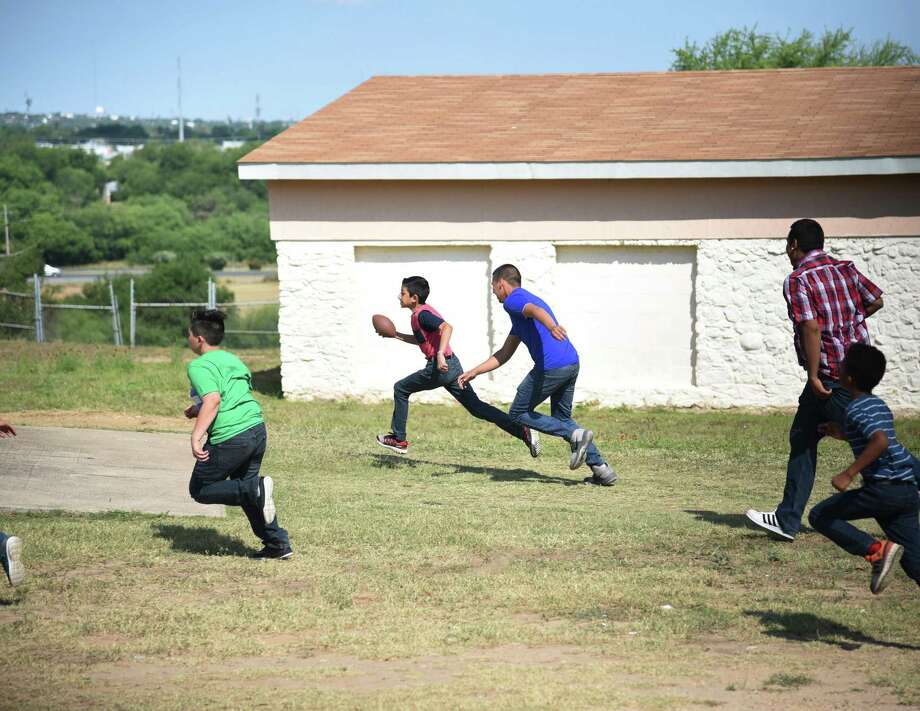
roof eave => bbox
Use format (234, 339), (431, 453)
(238, 157), (920, 181)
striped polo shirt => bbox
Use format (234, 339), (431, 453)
(845, 395), (916, 483)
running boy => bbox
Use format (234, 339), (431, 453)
(458, 264), (617, 485)
(185, 309), (292, 559)
(809, 344), (920, 594)
(376, 276), (540, 457)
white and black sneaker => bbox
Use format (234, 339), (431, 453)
(569, 429), (594, 470)
(522, 426), (541, 458)
(584, 462), (618, 486)
(745, 509), (794, 541)
(261, 476), (276, 525)
(3, 536), (25, 587)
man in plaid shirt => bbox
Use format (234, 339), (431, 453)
(747, 219), (884, 540)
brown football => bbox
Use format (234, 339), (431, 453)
(372, 313), (397, 337)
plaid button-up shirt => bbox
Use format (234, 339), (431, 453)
(783, 250), (882, 381)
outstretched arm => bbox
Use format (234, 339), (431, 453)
(457, 335), (521, 389)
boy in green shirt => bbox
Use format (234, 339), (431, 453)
(185, 310), (292, 559)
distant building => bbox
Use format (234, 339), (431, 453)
(240, 67), (920, 409)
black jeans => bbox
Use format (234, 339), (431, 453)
(189, 423), (289, 548)
(809, 480), (920, 586)
(776, 379), (851, 535)
(390, 355), (524, 442)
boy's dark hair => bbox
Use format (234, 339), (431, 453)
(787, 219), (824, 253)
(843, 343), (886, 393)
(401, 276), (430, 305)
(492, 264), (521, 286)
(189, 309), (226, 346)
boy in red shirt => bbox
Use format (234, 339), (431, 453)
(376, 276), (540, 457)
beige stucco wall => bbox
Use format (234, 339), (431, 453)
(267, 175), (920, 241)
(267, 175), (920, 410)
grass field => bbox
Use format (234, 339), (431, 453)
(1, 341), (919, 710)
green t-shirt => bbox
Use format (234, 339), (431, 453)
(187, 349), (263, 444)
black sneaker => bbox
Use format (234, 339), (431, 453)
(376, 433), (409, 454)
(522, 426), (541, 458)
(252, 545), (294, 560)
(583, 462), (617, 486)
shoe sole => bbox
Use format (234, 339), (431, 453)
(525, 429), (542, 458)
(744, 510), (794, 541)
(871, 544), (903, 594)
(376, 439), (408, 455)
(569, 430), (594, 470)
(5, 536), (24, 587)
(262, 477), (276, 525)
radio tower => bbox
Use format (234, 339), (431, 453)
(177, 57), (185, 142)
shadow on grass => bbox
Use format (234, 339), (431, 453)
(685, 509), (751, 530)
(153, 523), (251, 557)
(745, 609), (920, 651)
(251, 366), (282, 398)
(370, 453), (585, 486)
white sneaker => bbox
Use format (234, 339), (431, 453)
(745, 509), (794, 541)
(522, 426), (541, 458)
(569, 429), (594, 470)
(3, 536), (25, 587)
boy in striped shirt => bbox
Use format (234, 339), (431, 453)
(809, 344), (920, 594)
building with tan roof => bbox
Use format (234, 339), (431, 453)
(239, 67), (920, 408)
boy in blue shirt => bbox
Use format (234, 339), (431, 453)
(809, 344), (920, 594)
(458, 264), (617, 485)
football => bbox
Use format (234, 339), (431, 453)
(372, 314), (397, 337)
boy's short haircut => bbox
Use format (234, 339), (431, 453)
(190, 309), (226, 346)
(844, 343), (886, 393)
(401, 276), (430, 305)
(788, 218), (825, 253)
(492, 264), (522, 286)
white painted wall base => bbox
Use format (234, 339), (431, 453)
(276, 238), (920, 411)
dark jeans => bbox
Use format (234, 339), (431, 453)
(809, 480), (920, 586)
(189, 423), (289, 548)
(776, 379), (851, 535)
(508, 363), (604, 467)
(390, 355), (524, 442)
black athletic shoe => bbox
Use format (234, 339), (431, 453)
(868, 540), (902, 594)
(251, 545), (294, 560)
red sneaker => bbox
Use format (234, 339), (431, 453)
(376, 433), (408, 454)
(866, 540), (903, 594)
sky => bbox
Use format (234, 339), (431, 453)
(2, 0), (919, 122)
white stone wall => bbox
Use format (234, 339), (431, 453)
(276, 238), (920, 411)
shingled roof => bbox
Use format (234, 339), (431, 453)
(240, 67), (920, 167)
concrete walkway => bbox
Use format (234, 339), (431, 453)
(0, 426), (223, 518)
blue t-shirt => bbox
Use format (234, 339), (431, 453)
(845, 394), (917, 483)
(503, 287), (579, 371)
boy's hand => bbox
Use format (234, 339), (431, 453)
(436, 353), (448, 372)
(0, 419), (16, 437)
(549, 324), (567, 341)
(457, 370), (476, 389)
(831, 470), (855, 492)
(818, 421), (845, 440)
(191, 433), (209, 462)
(184, 404), (200, 419)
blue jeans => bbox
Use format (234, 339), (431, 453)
(809, 480), (920, 586)
(189, 423), (289, 548)
(508, 363), (605, 467)
(391, 355), (524, 442)
(776, 379), (851, 535)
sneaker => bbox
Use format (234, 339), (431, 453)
(260, 476), (276, 525)
(569, 429), (594, 470)
(376, 433), (409, 455)
(744, 509), (794, 541)
(584, 462), (617, 486)
(867, 540), (902, 595)
(3, 536), (25, 587)
(522, 426), (541, 458)
(251, 544), (294, 560)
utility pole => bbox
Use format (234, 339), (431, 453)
(3, 204), (9, 256)
(177, 57), (185, 142)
